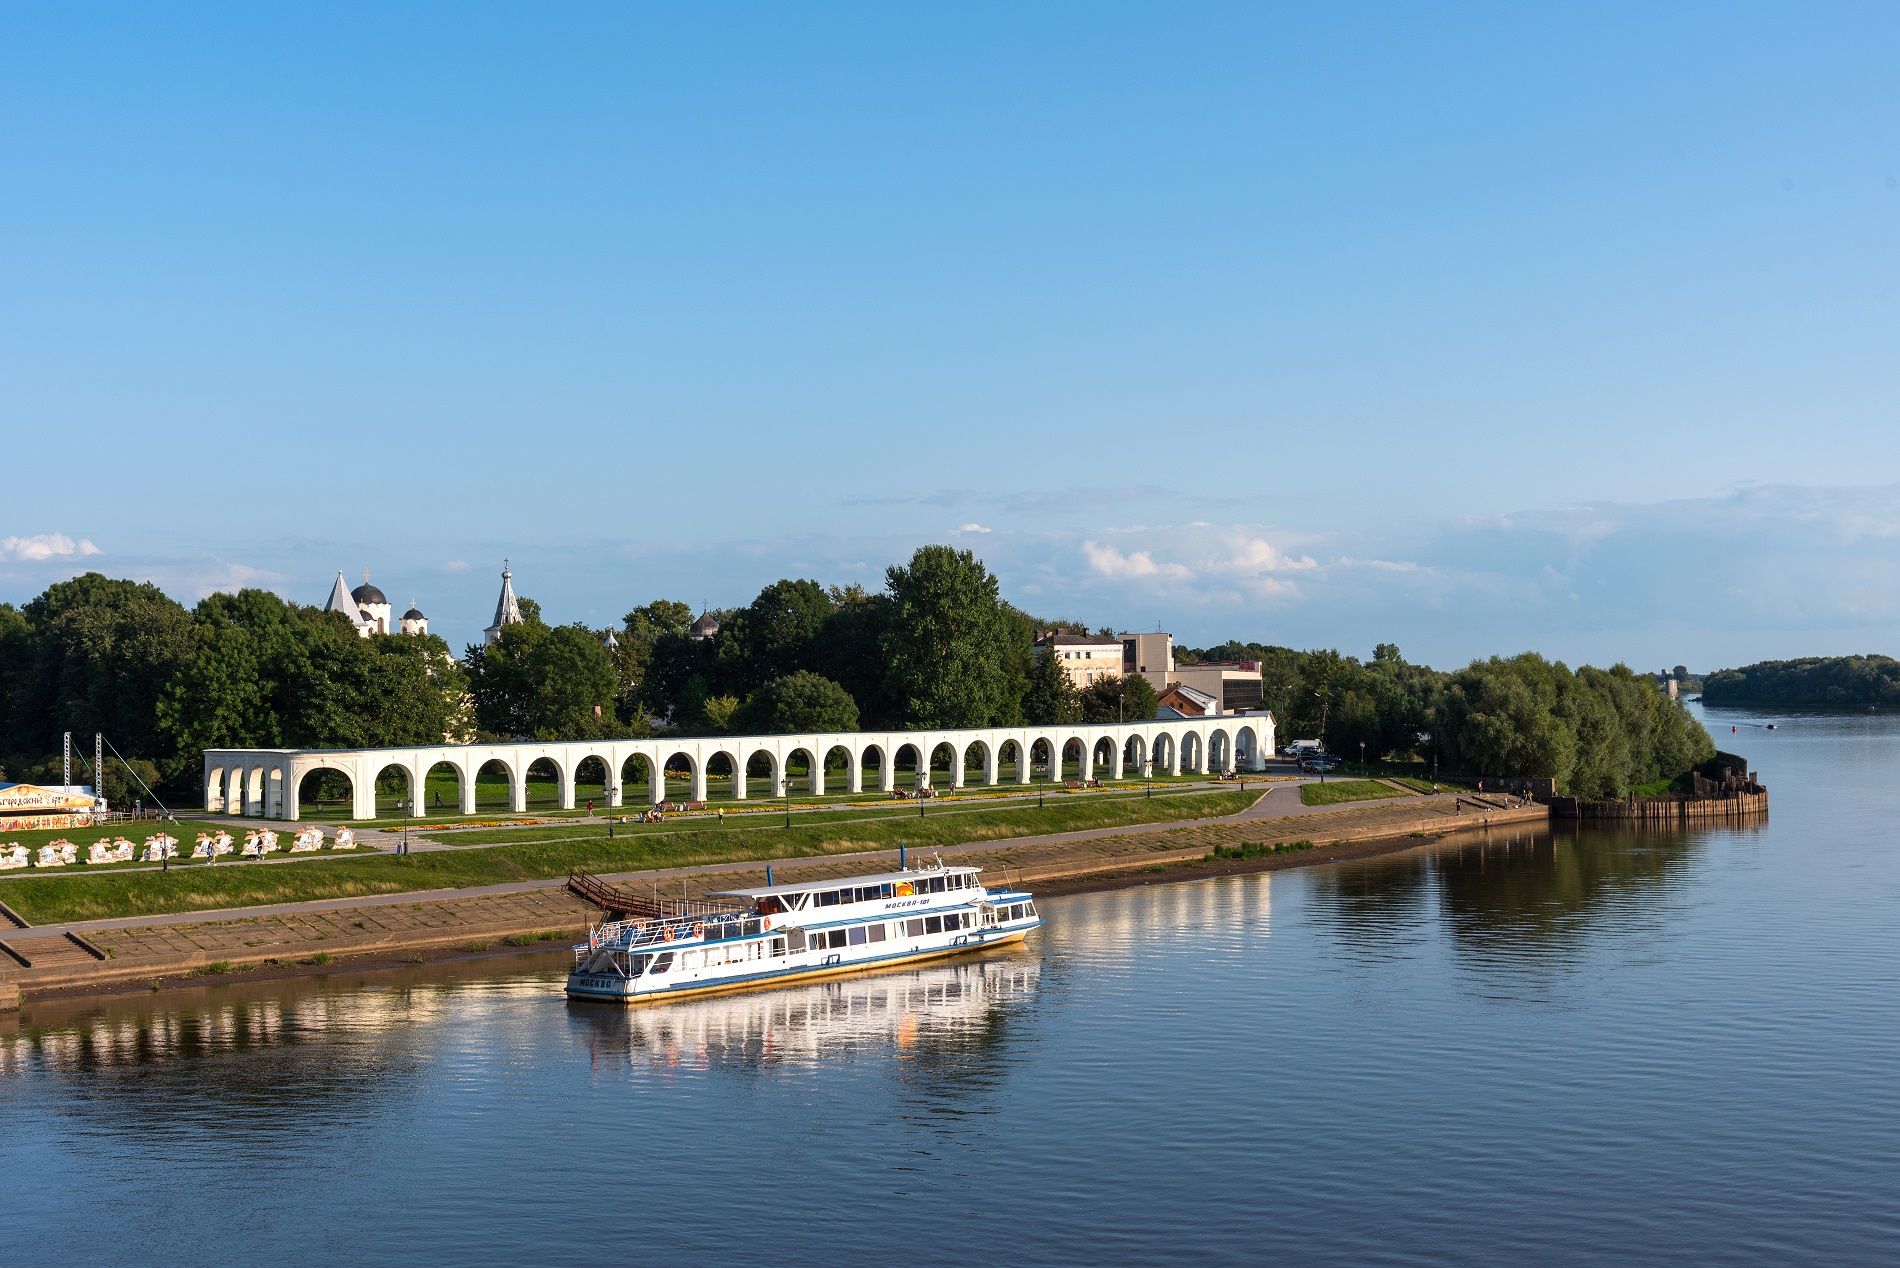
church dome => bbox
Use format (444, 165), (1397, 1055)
(352, 583), (388, 606)
(403, 606), (426, 620)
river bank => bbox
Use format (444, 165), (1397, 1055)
(1, 793), (1544, 1006)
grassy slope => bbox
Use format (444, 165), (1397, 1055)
(0, 789), (1257, 925)
(1299, 779), (1398, 807)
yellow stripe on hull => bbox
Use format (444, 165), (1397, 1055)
(575, 929), (1032, 1008)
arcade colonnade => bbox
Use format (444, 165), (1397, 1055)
(203, 716), (1274, 822)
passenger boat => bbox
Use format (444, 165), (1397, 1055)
(566, 860), (1042, 1004)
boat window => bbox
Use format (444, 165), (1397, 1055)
(743, 918), (762, 937)
(787, 930), (807, 952)
(924, 915), (943, 934)
(1025, 903), (1037, 917)
(905, 918), (925, 937)
(1009, 904), (1023, 920)
(756, 896), (786, 916)
(929, 877), (947, 893)
(848, 926), (868, 946)
(867, 924), (887, 943)
(817, 889), (840, 907)
(632, 952), (653, 975)
(771, 937), (787, 957)
(649, 952), (674, 975)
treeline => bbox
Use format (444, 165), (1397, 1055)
(473, 545), (1156, 740)
(1702, 655), (1900, 708)
(0, 549), (1713, 803)
(0, 574), (466, 799)
(1212, 642), (1714, 798)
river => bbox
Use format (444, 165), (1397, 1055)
(5, 705), (1898, 1264)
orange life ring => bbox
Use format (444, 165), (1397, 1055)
(761, 916), (772, 930)
(691, 922), (705, 938)
(662, 926), (675, 941)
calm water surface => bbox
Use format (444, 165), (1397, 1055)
(6, 706), (1899, 1264)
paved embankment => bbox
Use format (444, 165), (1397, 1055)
(0, 793), (1543, 1001)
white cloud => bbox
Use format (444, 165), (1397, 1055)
(956, 522), (993, 534)
(1, 532), (101, 561)
(443, 560), (470, 573)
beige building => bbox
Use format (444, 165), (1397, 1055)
(1035, 632), (1126, 689)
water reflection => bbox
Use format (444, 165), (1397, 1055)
(569, 952), (1040, 1076)
(1305, 824), (1728, 985)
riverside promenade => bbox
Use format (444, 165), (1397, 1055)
(0, 789), (1545, 1003)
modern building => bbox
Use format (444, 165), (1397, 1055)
(484, 561), (523, 645)
(1171, 660), (1265, 713)
(1122, 631), (1176, 691)
(1035, 632), (1127, 688)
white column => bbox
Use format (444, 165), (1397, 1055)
(1109, 737), (1125, 781)
(848, 750), (862, 795)
(951, 744), (967, 789)
(879, 748), (895, 792)
(690, 758), (707, 804)
(459, 763), (477, 814)
(225, 766), (244, 817)
(509, 766), (527, 813)
(1167, 733), (1182, 777)
(1080, 741), (1094, 783)
(351, 760), (377, 820)
(1018, 741), (1033, 784)
(559, 757), (576, 810)
(409, 764), (427, 816)
(606, 753), (623, 808)
(649, 758), (665, 805)
(284, 766), (301, 821)
(809, 751), (826, 796)
(731, 745), (747, 800)
(984, 742), (999, 786)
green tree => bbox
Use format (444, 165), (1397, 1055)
(15, 573), (197, 761)
(737, 579), (835, 689)
(814, 585), (894, 726)
(881, 546), (1016, 728)
(732, 671), (861, 734)
(1080, 672), (1159, 723)
(1023, 641), (1080, 725)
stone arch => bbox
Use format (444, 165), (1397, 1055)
(295, 764), (356, 819)
(706, 749), (740, 799)
(892, 742), (926, 790)
(781, 744), (819, 795)
(422, 759), (466, 816)
(928, 741), (959, 789)
(1150, 731), (1174, 777)
(1092, 736), (1118, 780)
(371, 761), (417, 817)
(1123, 733), (1148, 777)
(1180, 730), (1203, 774)
(658, 749), (702, 803)
(1060, 736), (1088, 782)
(747, 749), (782, 798)
(961, 738), (994, 787)
(620, 751), (652, 790)
(1208, 729), (1232, 773)
(818, 743), (855, 796)
(204, 764), (226, 812)
(1233, 724), (1261, 771)
(473, 756), (519, 813)
(573, 755), (611, 811)
(1029, 737), (1058, 781)
(996, 739), (1025, 784)
(265, 767), (285, 817)
(522, 756), (561, 810)
(859, 742), (890, 793)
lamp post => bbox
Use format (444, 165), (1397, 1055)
(1359, 740), (1366, 774)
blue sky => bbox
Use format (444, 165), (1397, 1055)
(3, 3), (1896, 670)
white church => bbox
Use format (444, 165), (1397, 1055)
(323, 573), (430, 638)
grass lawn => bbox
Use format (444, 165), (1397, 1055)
(1300, 779), (1401, 807)
(0, 788), (1261, 925)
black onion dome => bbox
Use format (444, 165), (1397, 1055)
(352, 583), (389, 605)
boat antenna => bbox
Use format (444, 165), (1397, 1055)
(934, 851), (944, 870)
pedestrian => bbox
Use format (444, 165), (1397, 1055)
(587, 799), (594, 815)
